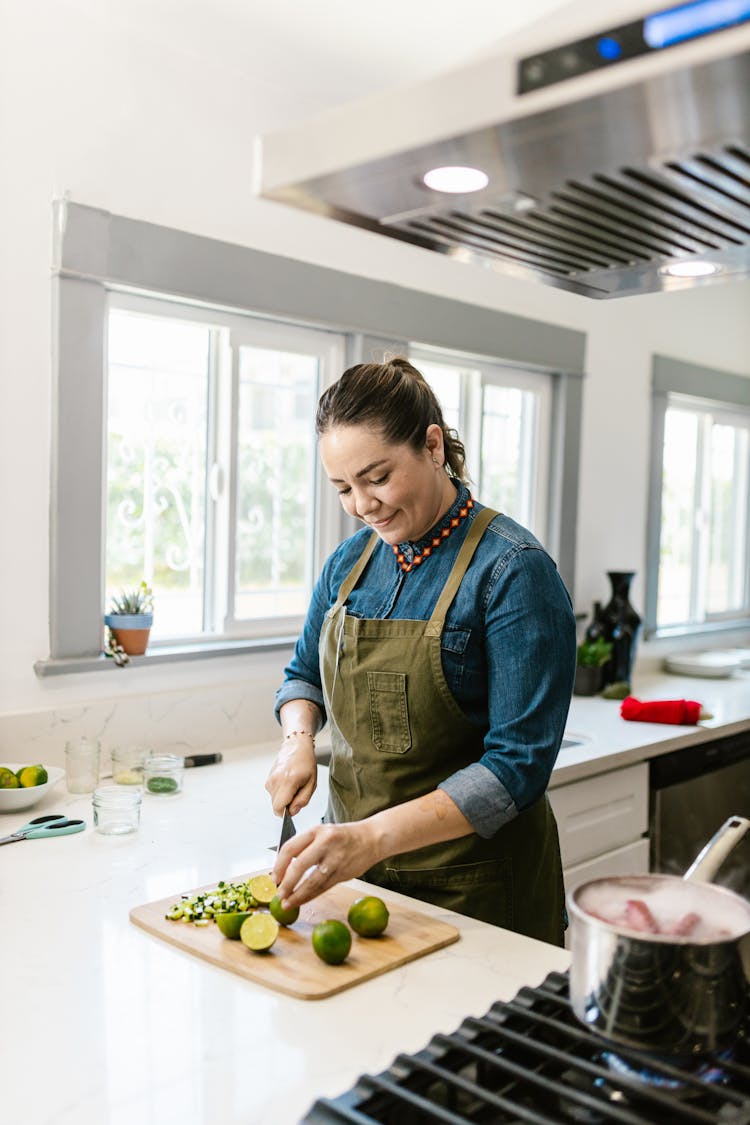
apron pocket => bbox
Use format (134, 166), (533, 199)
(379, 858), (513, 928)
(367, 670), (412, 754)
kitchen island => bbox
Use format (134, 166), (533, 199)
(3, 749), (569, 1125)
(5, 664), (750, 1124)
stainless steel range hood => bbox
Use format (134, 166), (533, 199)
(257, 1), (750, 299)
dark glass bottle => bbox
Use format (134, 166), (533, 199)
(584, 601), (606, 644)
(600, 571), (642, 686)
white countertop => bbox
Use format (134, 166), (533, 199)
(551, 666), (750, 786)
(2, 747), (569, 1125)
(6, 666), (750, 1124)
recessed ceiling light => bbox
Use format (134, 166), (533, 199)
(661, 260), (721, 278)
(422, 166), (489, 194)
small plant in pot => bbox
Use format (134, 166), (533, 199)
(104, 581), (154, 663)
(574, 637), (613, 697)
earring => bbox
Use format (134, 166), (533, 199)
(432, 457), (440, 466)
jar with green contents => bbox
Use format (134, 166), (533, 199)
(143, 754), (184, 795)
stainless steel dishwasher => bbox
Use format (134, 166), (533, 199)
(650, 730), (750, 895)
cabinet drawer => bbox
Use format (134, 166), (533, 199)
(549, 762), (648, 868)
(562, 837), (651, 893)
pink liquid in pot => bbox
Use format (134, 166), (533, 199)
(575, 876), (750, 942)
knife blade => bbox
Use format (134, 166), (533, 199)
(278, 807), (297, 850)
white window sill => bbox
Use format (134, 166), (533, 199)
(34, 635), (298, 678)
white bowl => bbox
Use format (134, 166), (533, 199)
(0, 763), (65, 813)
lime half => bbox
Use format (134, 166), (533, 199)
(248, 874), (278, 905)
(240, 913), (279, 952)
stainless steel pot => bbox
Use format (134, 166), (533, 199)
(567, 816), (750, 1056)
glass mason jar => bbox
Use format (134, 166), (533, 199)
(92, 785), (142, 834)
(111, 745), (148, 785)
(143, 754), (184, 796)
(65, 737), (101, 794)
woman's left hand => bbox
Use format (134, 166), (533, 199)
(271, 821), (381, 909)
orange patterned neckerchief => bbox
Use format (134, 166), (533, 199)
(392, 496), (475, 573)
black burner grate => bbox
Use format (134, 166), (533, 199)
(303, 972), (750, 1124)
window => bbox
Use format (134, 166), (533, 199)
(45, 202), (583, 671)
(106, 297), (344, 645)
(647, 356), (750, 636)
(656, 396), (750, 628)
(412, 350), (552, 542)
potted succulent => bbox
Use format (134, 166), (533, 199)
(104, 581), (154, 659)
(573, 637), (613, 697)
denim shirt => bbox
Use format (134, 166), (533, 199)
(275, 482), (577, 838)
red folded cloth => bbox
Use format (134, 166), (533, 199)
(620, 697), (702, 725)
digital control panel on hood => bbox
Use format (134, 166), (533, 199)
(257, 0), (750, 299)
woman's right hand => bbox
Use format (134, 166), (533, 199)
(265, 732), (317, 817)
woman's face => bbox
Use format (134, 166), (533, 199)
(319, 423), (456, 545)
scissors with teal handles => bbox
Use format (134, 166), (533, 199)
(0, 813), (86, 846)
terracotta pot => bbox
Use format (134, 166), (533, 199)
(104, 613), (153, 656)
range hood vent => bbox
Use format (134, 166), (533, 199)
(258, 4), (750, 299)
(396, 143), (750, 288)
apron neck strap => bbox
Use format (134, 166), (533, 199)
(427, 507), (498, 634)
(332, 531), (379, 610)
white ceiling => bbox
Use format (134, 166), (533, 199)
(110, 0), (577, 132)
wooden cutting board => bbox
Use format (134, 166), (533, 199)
(130, 871), (460, 1000)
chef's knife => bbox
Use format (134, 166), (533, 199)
(280, 806), (297, 848)
(271, 807), (296, 852)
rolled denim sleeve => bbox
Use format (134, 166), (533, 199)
(441, 543), (576, 837)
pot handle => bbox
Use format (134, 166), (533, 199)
(683, 815), (750, 884)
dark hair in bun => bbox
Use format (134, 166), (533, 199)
(316, 356), (469, 482)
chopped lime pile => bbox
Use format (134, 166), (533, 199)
(165, 879), (260, 923)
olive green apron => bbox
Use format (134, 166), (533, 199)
(319, 507), (565, 945)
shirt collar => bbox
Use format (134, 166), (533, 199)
(396, 480), (471, 553)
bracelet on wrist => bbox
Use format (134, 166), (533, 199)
(284, 729), (316, 744)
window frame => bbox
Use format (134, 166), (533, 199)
(41, 201), (585, 674)
(646, 355), (750, 638)
(409, 345), (554, 545)
(105, 292), (346, 648)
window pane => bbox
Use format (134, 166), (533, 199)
(106, 311), (209, 638)
(480, 384), (526, 519)
(417, 361), (462, 432)
(707, 422), (748, 614)
(235, 347), (318, 620)
(658, 409), (698, 626)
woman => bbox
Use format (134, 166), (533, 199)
(267, 357), (576, 945)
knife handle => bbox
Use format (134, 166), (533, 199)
(183, 753), (223, 768)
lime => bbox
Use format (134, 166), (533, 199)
(240, 913), (279, 952)
(0, 767), (20, 789)
(269, 894), (299, 927)
(16, 764), (48, 788)
(312, 919), (352, 965)
(216, 911), (254, 939)
(248, 874), (278, 904)
(348, 895), (390, 938)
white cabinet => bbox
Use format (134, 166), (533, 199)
(549, 762), (650, 877)
(561, 837), (651, 892)
(549, 762), (650, 947)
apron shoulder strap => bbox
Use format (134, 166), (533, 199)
(427, 506), (498, 634)
(331, 531), (379, 611)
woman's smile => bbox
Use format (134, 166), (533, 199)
(319, 423), (457, 545)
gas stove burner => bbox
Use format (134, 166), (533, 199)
(303, 971), (750, 1124)
(601, 1046), (734, 1091)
